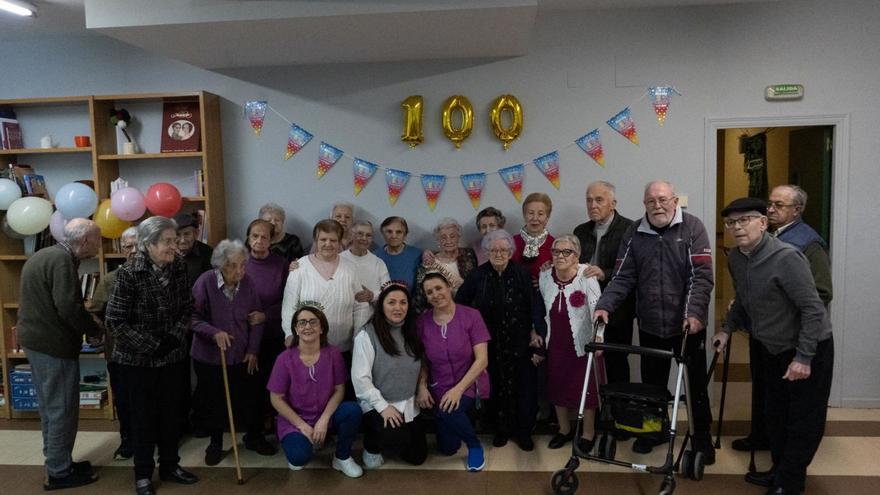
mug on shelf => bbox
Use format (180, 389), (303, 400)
(74, 135), (91, 147)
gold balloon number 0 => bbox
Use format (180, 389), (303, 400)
(490, 94), (523, 150)
(401, 94), (523, 150)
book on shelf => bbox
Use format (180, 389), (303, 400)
(79, 272), (100, 300)
(160, 101), (201, 153)
(192, 169), (205, 196)
(195, 209), (207, 243)
(8, 163), (34, 192)
(1, 120), (23, 149)
(23, 174), (48, 199)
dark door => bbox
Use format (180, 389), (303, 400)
(788, 126), (833, 243)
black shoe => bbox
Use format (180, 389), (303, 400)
(575, 437), (595, 454)
(492, 433), (509, 448)
(159, 466), (199, 485)
(548, 431), (574, 449)
(43, 469), (98, 491)
(114, 443), (134, 460)
(515, 434), (534, 452)
(732, 435), (771, 451)
(745, 469), (776, 488)
(244, 434), (278, 456)
(632, 437), (657, 454)
(135, 479), (154, 495)
(205, 443), (224, 466)
(70, 460), (93, 475)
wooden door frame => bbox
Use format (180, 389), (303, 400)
(704, 114), (849, 407)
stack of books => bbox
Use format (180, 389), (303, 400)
(79, 272), (100, 300)
(10, 364), (38, 411)
(193, 169), (205, 196)
(0, 106), (23, 150)
(79, 384), (108, 409)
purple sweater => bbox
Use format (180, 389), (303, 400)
(191, 270), (264, 365)
(245, 252), (288, 340)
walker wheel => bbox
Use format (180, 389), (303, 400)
(658, 477), (676, 495)
(679, 450), (692, 478)
(692, 451), (705, 481)
(551, 469), (579, 495)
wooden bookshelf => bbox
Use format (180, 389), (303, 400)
(0, 91), (226, 421)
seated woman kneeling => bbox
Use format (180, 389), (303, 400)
(267, 304), (363, 477)
(353, 282), (427, 468)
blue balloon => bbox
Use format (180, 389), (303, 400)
(55, 182), (98, 219)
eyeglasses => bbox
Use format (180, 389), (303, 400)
(295, 318), (321, 329)
(767, 201), (798, 209)
(644, 197), (675, 207)
(551, 248), (576, 258)
(488, 249), (510, 256)
(723, 215), (763, 229)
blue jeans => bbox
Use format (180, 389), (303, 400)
(24, 348), (80, 477)
(281, 401), (362, 466)
(435, 396), (481, 455)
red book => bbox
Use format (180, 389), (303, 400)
(160, 101), (201, 153)
(2, 121), (23, 149)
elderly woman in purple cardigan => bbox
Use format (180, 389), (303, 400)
(191, 239), (277, 467)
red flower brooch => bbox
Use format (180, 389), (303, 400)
(569, 290), (586, 308)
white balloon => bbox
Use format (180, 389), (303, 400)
(6, 196), (53, 236)
(0, 178), (22, 210)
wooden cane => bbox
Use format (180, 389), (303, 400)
(220, 346), (244, 484)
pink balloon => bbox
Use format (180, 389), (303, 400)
(144, 182), (183, 217)
(49, 211), (69, 241)
(111, 187), (147, 221)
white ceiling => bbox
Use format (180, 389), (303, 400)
(0, 0), (784, 66)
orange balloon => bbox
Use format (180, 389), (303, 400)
(94, 199), (131, 239)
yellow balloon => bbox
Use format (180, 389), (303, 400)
(400, 95), (424, 148)
(489, 94), (523, 150)
(94, 199), (131, 239)
(441, 95), (473, 149)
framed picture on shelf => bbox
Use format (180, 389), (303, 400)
(160, 101), (201, 153)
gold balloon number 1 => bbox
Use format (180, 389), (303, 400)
(401, 94), (523, 150)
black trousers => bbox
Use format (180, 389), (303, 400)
(192, 360), (264, 442)
(604, 315), (635, 384)
(484, 353), (537, 437)
(362, 409), (428, 465)
(747, 334), (769, 442)
(107, 361), (131, 443)
(118, 361), (188, 480)
(638, 329), (712, 435)
(761, 338), (834, 492)
(257, 336), (286, 425)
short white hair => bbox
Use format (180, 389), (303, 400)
(587, 180), (616, 199)
(644, 180), (676, 197)
(64, 218), (99, 243)
(258, 202), (286, 220)
(481, 229), (515, 253)
(552, 234), (582, 256)
(120, 226), (138, 241)
(331, 202), (355, 214)
(211, 239), (248, 268)
(433, 217), (462, 237)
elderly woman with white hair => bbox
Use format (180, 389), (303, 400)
(106, 216), (198, 494)
(413, 217), (478, 313)
(259, 202), (304, 262)
(455, 229), (544, 451)
(538, 234), (604, 452)
(190, 239), (277, 466)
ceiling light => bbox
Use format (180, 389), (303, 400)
(0, 0), (37, 17)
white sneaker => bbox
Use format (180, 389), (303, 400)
(332, 456), (363, 478)
(288, 462), (304, 471)
(362, 450), (384, 469)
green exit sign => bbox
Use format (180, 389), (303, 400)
(765, 84), (804, 100)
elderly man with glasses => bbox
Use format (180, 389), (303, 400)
(715, 197), (832, 495)
(594, 180), (715, 463)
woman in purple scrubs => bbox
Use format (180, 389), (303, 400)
(416, 272), (490, 472)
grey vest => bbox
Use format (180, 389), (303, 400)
(364, 324), (422, 403)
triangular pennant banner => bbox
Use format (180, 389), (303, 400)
(245, 100), (267, 136)
(533, 151), (560, 189)
(460, 173), (486, 210)
(353, 158), (379, 196)
(385, 168), (411, 206)
(575, 129), (605, 167)
(421, 174), (446, 211)
(284, 123), (314, 160)
(648, 86), (680, 126)
(607, 107), (639, 145)
(317, 142), (344, 179)
(498, 164), (525, 202)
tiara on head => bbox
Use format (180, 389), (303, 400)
(295, 300), (326, 313)
(381, 280), (409, 291)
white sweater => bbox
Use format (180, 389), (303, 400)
(539, 264), (601, 357)
(340, 249), (391, 303)
(280, 255), (370, 352)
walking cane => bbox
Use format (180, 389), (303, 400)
(713, 339), (732, 449)
(220, 346), (245, 485)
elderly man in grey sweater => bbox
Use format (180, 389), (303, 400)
(17, 218), (103, 490)
(714, 197), (832, 495)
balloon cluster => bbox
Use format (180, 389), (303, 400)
(110, 108), (133, 143)
(0, 178), (182, 241)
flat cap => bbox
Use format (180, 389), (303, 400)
(173, 212), (197, 230)
(721, 197), (767, 217)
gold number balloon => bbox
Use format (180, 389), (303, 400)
(489, 94), (523, 150)
(400, 95), (424, 148)
(441, 95), (473, 149)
